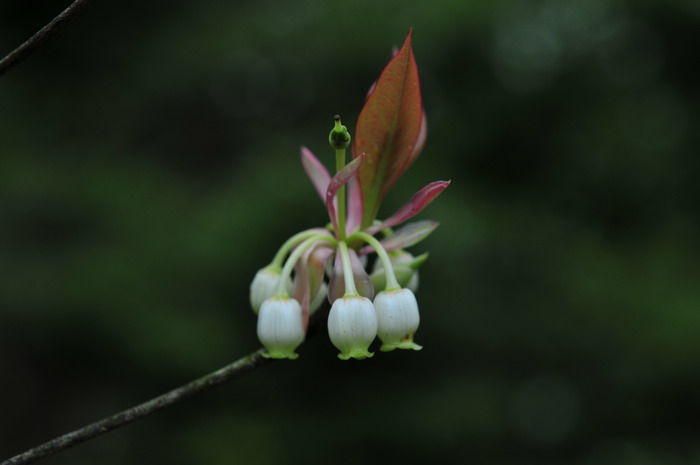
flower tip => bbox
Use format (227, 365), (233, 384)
(338, 349), (374, 360)
(380, 340), (423, 352)
(329, 116), (351, 150)
(262, 350), (300, 360)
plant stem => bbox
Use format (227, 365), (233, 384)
(352, 232), (400, 290)
(337, 241), (358, 296)
(1, 303), (331, 465)
(0, 0), (96, 77)
(0, 349), (270, 465)
(336, 147), (347, 240)
(271, 229), (326, 269)
(275, 235), (334, 295)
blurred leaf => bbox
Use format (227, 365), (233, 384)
(354, 29), (425, 228)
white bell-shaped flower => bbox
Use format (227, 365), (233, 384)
(327, 296), (378, 360)
(250, 266), (292, 314)
(374, 288), (422, 352)
(257, 297), (305, 359)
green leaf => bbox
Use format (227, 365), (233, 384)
(354, 29), (425, 229)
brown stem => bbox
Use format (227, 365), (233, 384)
(1, 303), (330, 465)
(0, 349), (270, 465)
(0, 0), (96, 77)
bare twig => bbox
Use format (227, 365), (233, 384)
(1, 304), (330, 465)
(0, 0), (96, 77)
(1, 349), (271, 465)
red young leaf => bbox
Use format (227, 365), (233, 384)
(345, 174), (363, 235)
(300, 146), (331, 202)
(360, 220), (439, 255)
(353, 30), (425, 228)
(368, 180), (450, 234)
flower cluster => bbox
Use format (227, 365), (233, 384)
(249, 31), (449, 360)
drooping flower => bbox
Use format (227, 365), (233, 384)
(248, 30), (449, 360)
(327, 295), (378, 360)
(374, 288), (422, 352)
(257, 297), (305, 359)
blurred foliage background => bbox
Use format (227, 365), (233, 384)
(1, 0), (700, 464)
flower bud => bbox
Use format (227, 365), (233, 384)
(374, 288), (422, 352)
(371, 250), (420, 292)
(328, 115), (351, 150)
(257, 297), (305, 359)
(250, 265), (292, 314)
(327, 296), (377, 360)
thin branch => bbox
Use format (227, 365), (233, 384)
(1, 304), (330, 465)
(1, 349), (271, 465)
(0, 0), (96, 77)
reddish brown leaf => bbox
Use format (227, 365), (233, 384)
(353, 30), (425, 228)
(367, 180), (450, 234)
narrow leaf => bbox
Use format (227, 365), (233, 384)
(345, 175), (363, 235)
(300, 146), (331, 202)
(325, 153), (365, 235)
(360, 220), (439, 255)
(354, 30), (424, 228)
(368, 180), (450, 234)
(411, 112), (428, 160)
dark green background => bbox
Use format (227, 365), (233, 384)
(2, 0), (699, 464)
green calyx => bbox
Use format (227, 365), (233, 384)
(406, 252), (429, 270)
(338, 348), (374, 360)
(380, 335), (423, 352)
(262, 350), (300, 360)
(329, 115), (351, 150)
